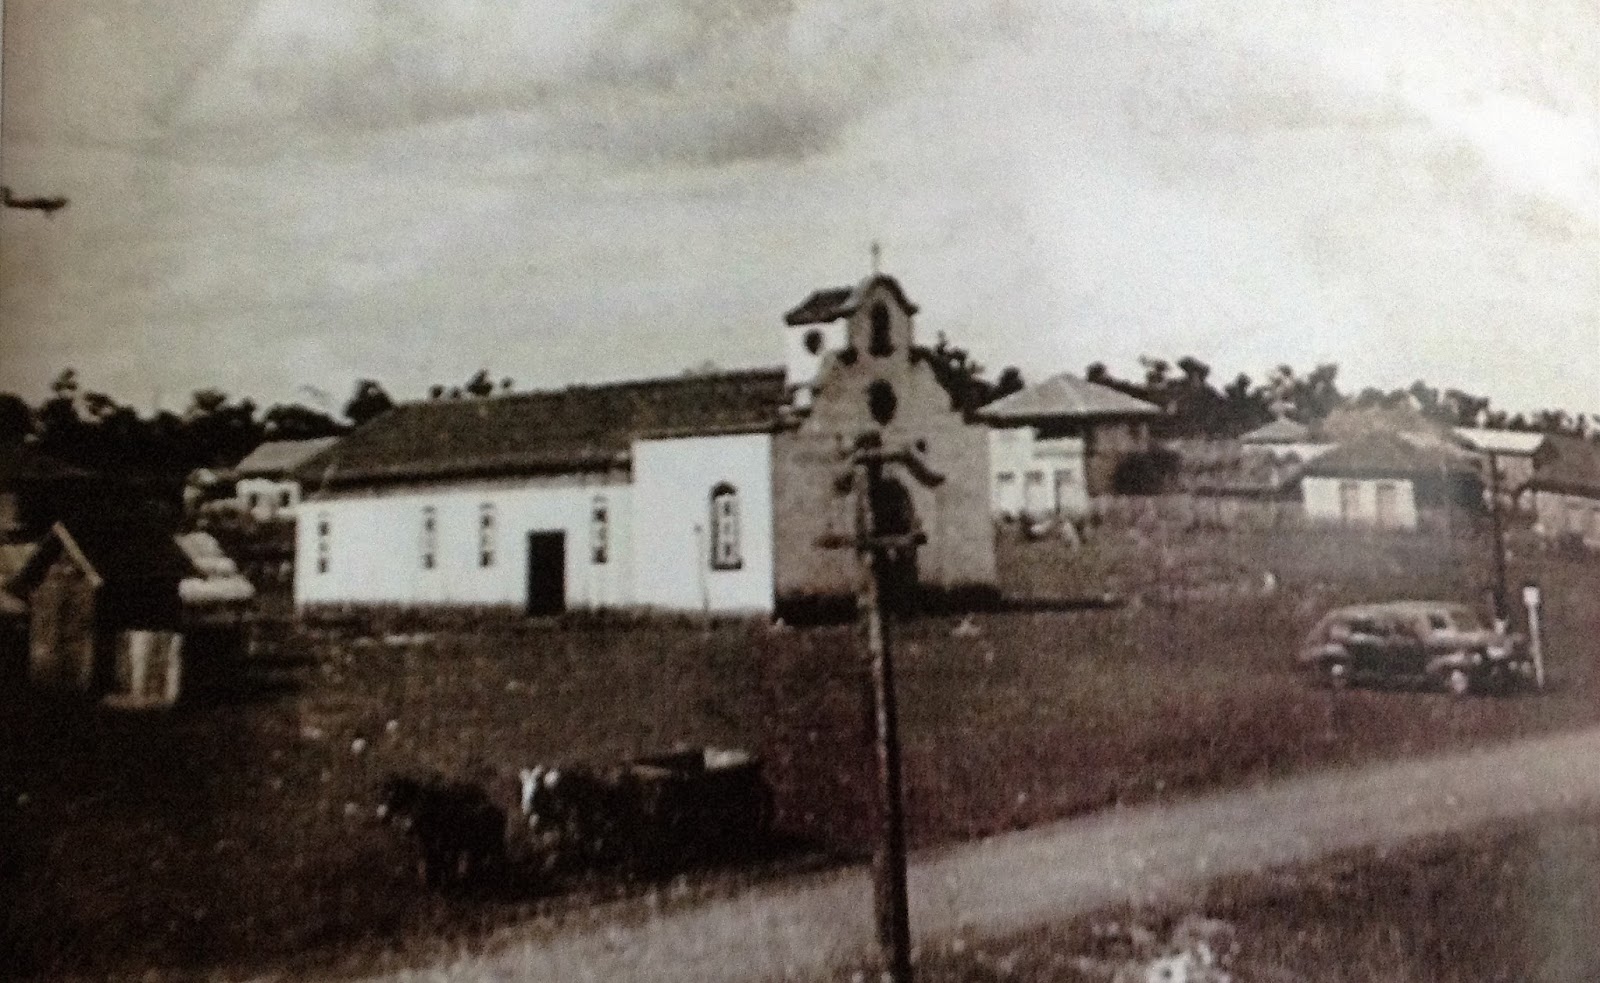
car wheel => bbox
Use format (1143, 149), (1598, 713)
(1445, 667), (1473, 698)
(1326, 661), (1351, 691)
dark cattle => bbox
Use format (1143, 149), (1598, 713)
(519, 748), (773, 877)
(377, 774), (507, 889)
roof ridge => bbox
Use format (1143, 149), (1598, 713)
(395, 366), (786, 410)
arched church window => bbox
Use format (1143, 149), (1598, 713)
(591, 495), (609, 565)
(315, 515), (331, 575)
(869, 302), (893, 357)
(420, 506), (437, 570)
(710, 483), (742, 570)
(479, 503), (496, 568)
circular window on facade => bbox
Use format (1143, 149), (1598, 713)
(867, 379), (898, 426)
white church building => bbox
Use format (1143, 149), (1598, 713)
(292, 370), (786, 616)
(292, 274), (998, 617)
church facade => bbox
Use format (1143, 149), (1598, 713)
(292, 274), (996, 617)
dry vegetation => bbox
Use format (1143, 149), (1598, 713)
(2, 526), (1597, 980)
(856, 809), (1600, 982)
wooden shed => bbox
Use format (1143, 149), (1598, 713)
(5, 521), (196, 701)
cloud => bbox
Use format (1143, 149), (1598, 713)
(1, 0), (1595, 415)
(166, 0), (1040, 168)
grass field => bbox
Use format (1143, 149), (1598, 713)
(2, 527), (1597, 980)
(875, 809), (1600, 982)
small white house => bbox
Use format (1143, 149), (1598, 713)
(233, 437), (341, 521)
(1299, 432), (1483, 530)
(978, 373), (1161, 498)
(987, 428), (1088, 520)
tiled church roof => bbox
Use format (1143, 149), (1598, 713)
(296, 368), (789, 489)
(783, 275), (920, 325)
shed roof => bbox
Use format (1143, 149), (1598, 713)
(977, 373), (1163, 421)
(7, 521), (197, 596)
(175, 531), (257, 606)
(296, 368), (789, 489)
(783, 274), (920, 325)
(1525, 434), (1600, 498)
(1452, 427), (1550, 457)
(235, 437), (342, 478)
(1300, 431), (1480, 480)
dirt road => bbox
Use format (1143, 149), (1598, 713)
(334, 726), (1600, 983)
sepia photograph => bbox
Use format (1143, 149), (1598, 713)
(1, 2), (1597, 981)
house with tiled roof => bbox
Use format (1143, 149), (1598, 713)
(292, 273), (997, 617)
(230, 436), (342, 521)
(976, 373), (1162, 513)
(1523, 435), (1600, 548)
(1452, 427), (1550, 513)
(1299, 431), (1484, 530)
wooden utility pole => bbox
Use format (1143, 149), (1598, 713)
(819, 431), (941, 983)
(1487, 450), (1509, 622)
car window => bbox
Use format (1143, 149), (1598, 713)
(1347, 617), (1381, 635)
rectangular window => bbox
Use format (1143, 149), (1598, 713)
(710, 484), (741, 570)
(278, 489), (293, 509)
(420, 506), (437, 570)
(1338, 481), (1361, 524)
(996, 471), (1016, 484)
(315, 515), (330, 574)
(1374, 482), (1400, 529)
(590, 496), (609, 565)
(479, 503), (496, 568)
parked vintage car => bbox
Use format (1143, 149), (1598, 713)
(1298, 601), (1531, 696)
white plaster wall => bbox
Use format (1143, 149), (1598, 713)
(237, 478), (299, 521)
(294, 477), (633, 610)
(1303, 477), (1417, 529)
(987, 427), (1087, 518)
(631, 433), (775, 614)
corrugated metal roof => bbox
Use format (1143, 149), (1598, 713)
(1452, 427), (1550, 456)
(978, 373), (1162, 420)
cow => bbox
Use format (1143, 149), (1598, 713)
(377, 773), (507, 890)
(518, 748), (774, 878)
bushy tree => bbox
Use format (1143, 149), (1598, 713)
(344, 379), (395, 426)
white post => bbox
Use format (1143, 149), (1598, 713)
(1522, 584), (1545, 691)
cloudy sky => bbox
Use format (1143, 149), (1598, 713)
(1, 0), (1595, 415)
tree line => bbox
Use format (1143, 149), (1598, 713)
(1084, 357), (1598, 441)
(2, 356), (1594, 486)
